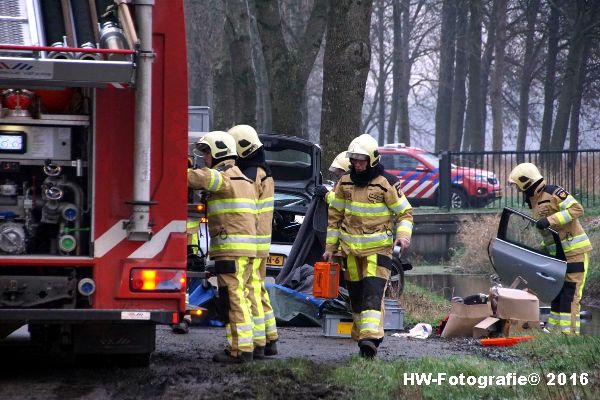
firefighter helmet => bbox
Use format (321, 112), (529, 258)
(227, 124), (263, 158)
(508, 163), (543, 192)
(346, 134), (380, 167)
(194, 131), (237, 159)
(329, 151), (351, 173)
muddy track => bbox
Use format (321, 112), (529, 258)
(0, 326), (484, 399)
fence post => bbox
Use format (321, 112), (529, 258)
(438, 151), (451, 210)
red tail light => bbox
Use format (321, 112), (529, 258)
(130, 269), (186, 292)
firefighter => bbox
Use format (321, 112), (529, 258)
(188, 131), (257, 363)
(324, 151), (352, 204)
(508, 163), (592, 335)
(228, 124), (279, 359)
(323, 134), (413, 358)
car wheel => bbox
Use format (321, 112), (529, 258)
(450, 188), (469, 209)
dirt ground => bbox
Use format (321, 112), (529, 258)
(0, 325), (488, 400)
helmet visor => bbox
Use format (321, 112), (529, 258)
(346, 152), (369, 161)
(193, 142), (210, 157)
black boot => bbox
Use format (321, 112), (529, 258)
(212, 350), (253, 363)
(358, 340), (377, 359)
(264, 340), (278, 356)
(253, 346), (265, 360)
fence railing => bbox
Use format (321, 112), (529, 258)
(437, 150), (600, 211)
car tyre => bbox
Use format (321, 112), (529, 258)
(450, 188), (469, 209)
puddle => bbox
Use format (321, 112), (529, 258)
(406, 267), (600, 336)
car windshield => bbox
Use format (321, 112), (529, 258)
(274, 192), (309, 209)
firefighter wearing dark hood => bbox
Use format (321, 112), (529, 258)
(188, 131), (257, 363)
(323, 134), (413, 358)
(228, 124), (279, 359)
(509, 162), (592, 335)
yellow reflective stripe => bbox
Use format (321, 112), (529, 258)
(345, 200), (392, 217)
(579, 253), (589, 298)
(330, 196), (346, 211)
(562, 233), (591, 252)
(210, 243), (257, 251)
(554, 210), (573, 225)
(389, 196), (412, 214)
(347, 256), (360, 281)
(396, 220), (413, 236)
(208, 169), (223, 192)
(187, 220), (200, 229)
(559, 195), (577, 210)
(257, 197), (274, 213)
(326, 228), (340, 244)
(340, 231), (392, 250)
(367, 254), (377, 277)
(207, 198), (257, 215)
(326, 191), (335, 205)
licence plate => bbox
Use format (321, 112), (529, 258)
(267, 254), (285, 266)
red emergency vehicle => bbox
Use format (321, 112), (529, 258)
(379, 144), (502, 208)
(0, 0), (187, 363)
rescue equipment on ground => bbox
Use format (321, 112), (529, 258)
(313, 261), (340, 298)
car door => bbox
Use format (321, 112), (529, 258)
(489, 207), (566, 303)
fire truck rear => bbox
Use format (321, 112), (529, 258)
(0, 0), (187, 364)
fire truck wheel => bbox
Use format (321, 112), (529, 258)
(450, 188), (469, 209)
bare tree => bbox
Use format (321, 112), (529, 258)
(376, 0), (387, 144)
(448, 0), (468, 151)
(463, 0), (484, 151)
(387, 0), (402, 144)
(398, 0), (412, 145)
(434, 0), (456, 152)
(320, 0), (374, 170)
(516, 0), (541, 159)
(254, 0), (328, 139)
(490, 0), (507, 152)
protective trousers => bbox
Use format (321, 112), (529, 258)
(547, 253), (589, 335)
(344, 253), (391, 342)
(245, 257), (278, 346)
(215, 257), (253, 356)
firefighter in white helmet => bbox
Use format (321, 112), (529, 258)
(323, 134), (413, 358)
(228, 124), (279, 358)
(188, 131), (257, 363)
(509, 162), (592, 335)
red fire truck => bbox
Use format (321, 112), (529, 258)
(0, 0), (187, 364)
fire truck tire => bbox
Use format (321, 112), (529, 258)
(450, 188), (469, 209)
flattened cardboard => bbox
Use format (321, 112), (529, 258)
(492, 287), (539, 321)
(441, 302), (491, 338)
(473, 317), (501, 339)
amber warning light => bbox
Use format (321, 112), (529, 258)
(130, 269), (186, 292)
(195, 204), (206, 212)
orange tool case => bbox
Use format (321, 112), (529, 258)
(313, 262), (340, 298)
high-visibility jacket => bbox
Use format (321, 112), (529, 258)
(326, 171), (413, 257)
(529, 181), (592, 261)
(187, 159), (258, 258)
(241, 166), (274, 258)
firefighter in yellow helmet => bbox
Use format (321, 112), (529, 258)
(228, 124), (279, 359)
(323, 134), (413, 358)
(188, 131), (257, 362)
(324, 151), (352, 204)
(508, 162), (592, 335)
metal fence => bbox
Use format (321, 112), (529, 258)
(437, 150), (600, 210)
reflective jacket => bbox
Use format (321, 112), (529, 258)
(187, 159), (258, 258)
(240, 165), (274, 258)
(530, 181), (592, 261)
(326, 171), (413, 257)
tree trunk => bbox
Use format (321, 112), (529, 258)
(463, 0), (484, 152)
(549, 2), (594, 151)
(539, 1), (560, 152)
(376, 0), (386, 144)
(449, 0), (468, 152)
(248, 0), (271, 132)
(320, 0), (374, 171)
(212, 10), (236, 130)
(480, 0), (497, 137)
(386, 0), (401, 144)
(490, 0), (507, 152)
(398, 0), (411, 145)
(569, 29), (591, 153)
(255, 0), (328, 139)
(226, 0), (257, 127)
(434, 0), (456, 152)
(516, 0), (541, 160)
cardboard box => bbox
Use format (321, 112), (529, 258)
(473, 317), (501, 339)
(501, 319), (540, 336)
(441, 301), (491, 338)
(491, 288), (539, 321)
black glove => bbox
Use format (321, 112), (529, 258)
(536, 217), (550, 229)
(314, 185), (329, 198)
